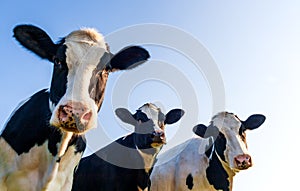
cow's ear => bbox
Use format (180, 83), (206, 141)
(193, 124), (219, 138)
(115, 108), (137, 126)
(193, 124), (207, 137)
(243, 114), (266, 130)
(109, 46), (150, 71)
(164, 109), (185, 125)
(13, 25), (57, 62)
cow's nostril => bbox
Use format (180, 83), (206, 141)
(59, 106), (69, 121)
(82, 111), (92, 121)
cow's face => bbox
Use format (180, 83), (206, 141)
(193, 112), (265, 171)
(13, 25), (149, 134)
(116, 103), (184, 149)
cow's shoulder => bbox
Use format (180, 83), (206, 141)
(115, 134), (134, 148)
(1, 89), (60, 155)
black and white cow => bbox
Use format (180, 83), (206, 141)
(0, 24), (149, 191)
(150, 112), (265, 191)
(72, 103), (185, 191)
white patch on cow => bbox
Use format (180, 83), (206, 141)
(45, 145), (83, 191)
(0, 138), (55, 191)
(49, 99), (55, 113)
(139, 103), (164, 132)
(50, 28), (107, 132)
(211, 112), (250, 170)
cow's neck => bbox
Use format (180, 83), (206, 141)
(215, 151), (235, 190)
(42, 131), (74, 189)
(56, 131), (74, 161)
(205, 139), (236, 191)
(136, 146), (161, 173)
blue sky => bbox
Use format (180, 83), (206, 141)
(1, 1), (300, 190)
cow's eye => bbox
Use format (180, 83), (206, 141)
(54, 58), (61, 65)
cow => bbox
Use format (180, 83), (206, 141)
(71, 103), (185, 191)
(0, 24), (150, 191)
(150, 111), (266, 191)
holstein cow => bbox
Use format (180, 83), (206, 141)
(0, 24), (149, 191)
(72, 103), (185, 191)
(150, 112), (265, 191)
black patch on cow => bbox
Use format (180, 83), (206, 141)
(49, 44), (68, 105)
(186, 173), (194, 190)
(56, 156), (61, 163)
(1, 89), (61, 156)
(133, 110), (150, 122)
(68, 135), (87, 154)
(205, 131), (229, 191)
(206, 151), (230, 191)
(215, 132), (226, 161)
(204, 130), (226, 162)
(47, 128), (62, 156)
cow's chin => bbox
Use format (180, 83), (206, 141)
(151, 141), (165, 148)
(50, 117), (97, 135)
(59, 124), (90, 135)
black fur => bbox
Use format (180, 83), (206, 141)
(204, 129), (229, 190)
(1, 89), (86, 156)
(72, 132), (155, 191)
(186, 173), (194, 190)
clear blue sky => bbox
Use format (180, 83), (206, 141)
(1, 1), (299, 190)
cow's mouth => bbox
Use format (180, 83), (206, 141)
(59, 121), (88, 134)
(151, 136), (166, 148)
(151, 142), (165, 148)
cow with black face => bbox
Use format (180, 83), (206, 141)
(0, 24), (149, 191)
(72, 103), (185, 191)
(150, 112), (265, 191)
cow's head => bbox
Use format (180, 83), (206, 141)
(13, 25), (149, 134)
(193, 112), (265, 171)
(116, 103), (184, 149)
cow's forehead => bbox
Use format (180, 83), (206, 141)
(63, 28), (107, 67)
(211, 112), (241, 132)
(138, 103), (161, 120)
(65, 28), (106, 47)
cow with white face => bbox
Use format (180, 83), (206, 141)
(0, 24), (149, 191)
(72, 103), (185, 191)
(150, 112), (265, 191)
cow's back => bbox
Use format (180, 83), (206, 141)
(72, 152), (143, 191)
(150, 138), (214, 191)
